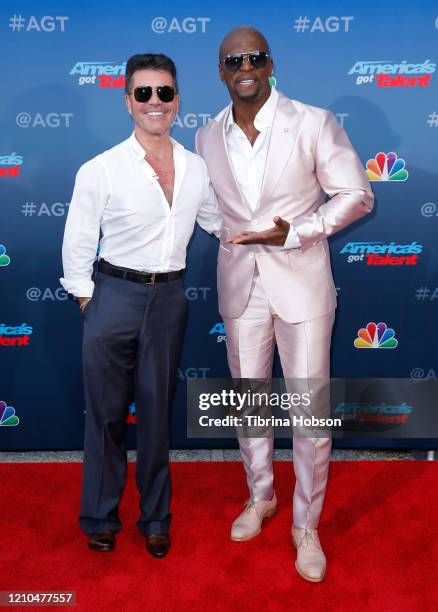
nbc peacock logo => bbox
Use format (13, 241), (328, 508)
(354, 322), (398, 349)
(0, 245), (11, 267)
(0, 401), (20, 426)
(365, 152), (408, 182)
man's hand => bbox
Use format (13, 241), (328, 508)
(78, 296), (92, 313)
(226, 216), (290, 246)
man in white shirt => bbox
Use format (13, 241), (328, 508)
(61, 53), (221, 557)
(196, 27), (374, 581)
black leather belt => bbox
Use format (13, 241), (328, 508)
(98, 259), (183, 284)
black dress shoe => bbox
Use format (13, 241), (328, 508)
(145, 533), (171, 558)
(88, 531), (115, 551)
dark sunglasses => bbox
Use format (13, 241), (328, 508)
(221, 50), (270, 73)
(129, 85), (176, 103)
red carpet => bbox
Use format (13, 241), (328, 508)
(0, 461), (437, 611)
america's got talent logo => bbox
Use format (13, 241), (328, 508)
(0, 323), (33, 347)
(209, 322), (226, 344)
(0, 152), (23, 177)
(349, 59), (435, 86)
(340, 241), (422, 266)
(127, 403), (136, 424)
(69, 62), (126, 88)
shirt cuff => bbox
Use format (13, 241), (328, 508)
(59, 277), (94, 298)
(281, 224), (301, 250)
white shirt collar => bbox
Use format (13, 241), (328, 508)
(225, 86), (279, 134)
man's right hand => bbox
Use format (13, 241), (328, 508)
(226, 216), (291, 246)
(78, 296), (92, 313)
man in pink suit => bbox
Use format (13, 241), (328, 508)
(196, 26), (374, 582)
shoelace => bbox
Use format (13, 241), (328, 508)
(243, 499), (262, 518)
(295, 529), (321, 552)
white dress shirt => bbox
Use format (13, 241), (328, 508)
(224, 87), (300, 250)
(60, 132), (221, 297)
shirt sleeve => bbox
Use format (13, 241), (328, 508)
(59, 158), (109, 297)
(195, 160), (222, 238)
(281, 224), (301, 250)
(293, 110), (374, 251)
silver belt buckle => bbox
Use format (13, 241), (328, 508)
(145, 272), (156, 285)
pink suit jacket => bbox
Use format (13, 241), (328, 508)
(195, 91), (374, 323)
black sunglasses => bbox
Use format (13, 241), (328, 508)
(221, 51), (270, 73)
(129, 85), (176, 103)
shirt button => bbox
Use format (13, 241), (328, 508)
(249, 252), (255, 260)
(252, 220), (258, 226)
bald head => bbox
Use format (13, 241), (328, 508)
(219, 26), (270, 60)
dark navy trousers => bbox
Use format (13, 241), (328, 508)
(78, 271), (187, 536)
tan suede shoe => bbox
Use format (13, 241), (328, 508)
(231, 494), (277, 541)
(292, 527), (326, 582)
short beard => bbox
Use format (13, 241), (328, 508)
(235, 87), (260, 102)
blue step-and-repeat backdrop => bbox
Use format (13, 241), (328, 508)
(1, 2), (437, 450)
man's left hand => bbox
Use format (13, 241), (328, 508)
(226, 216), (290, 246)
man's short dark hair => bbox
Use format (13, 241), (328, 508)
(125, 53), (178, 94)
